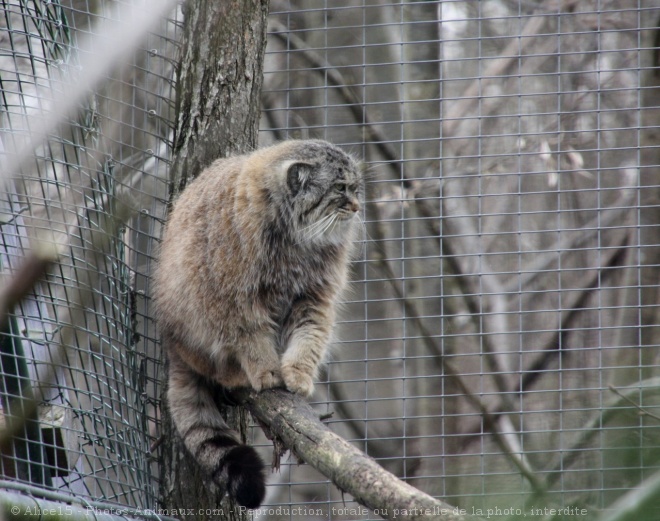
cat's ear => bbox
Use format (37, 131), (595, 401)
(286, 162), (313, 194)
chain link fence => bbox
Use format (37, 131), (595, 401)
(1, 1), (659, 520)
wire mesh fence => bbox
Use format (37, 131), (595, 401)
(0, 0), (177, 512)
(259, 1), (660, 518)
(0, 0), (659, 520)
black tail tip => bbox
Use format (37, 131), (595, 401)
(225, 445), (267, 509)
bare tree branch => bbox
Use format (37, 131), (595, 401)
(459, 230), (632, 446)
(268, 19), (406, 182)
(0, 247), (61, 471)
(234, 387), (485, 521)
(608, 384), (660, 422)
(368, 202), (546, 495)
(440, 0), (581, 141)
(441, 14), (546, 139)
(0, 249), (57, 330)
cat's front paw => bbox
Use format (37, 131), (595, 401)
(281, 364), (314, 396)
(249, 367), (283, 392)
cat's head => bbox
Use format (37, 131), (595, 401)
(275, 140), (364, 246)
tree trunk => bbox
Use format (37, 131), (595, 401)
(158, 1), (269, 519)
(169, 0), (269, 196)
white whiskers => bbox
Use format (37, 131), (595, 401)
(298, 212), (339, 244)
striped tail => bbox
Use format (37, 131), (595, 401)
(166, 346), (266, 508)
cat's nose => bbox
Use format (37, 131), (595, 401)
(347, 197), (360, 213)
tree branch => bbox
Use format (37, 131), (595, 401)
(0, 248), (58, 330)
(268, 19), (406, 181)
(233, 388), (484, 521)
(0, 248), (60, 457)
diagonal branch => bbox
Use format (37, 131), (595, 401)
(0, 249), (57, 330)
(268, 19), (406, 182)
(374, 254), (545, 495)
(233, 387), (485, 521)
(0, 248), (60, 463)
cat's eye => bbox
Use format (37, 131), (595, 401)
(334, 182), (346, 193)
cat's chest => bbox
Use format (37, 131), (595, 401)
(259, 258), (323, 304)
(257, 247), (336, 315)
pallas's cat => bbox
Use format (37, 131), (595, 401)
(154, 140), (363, 508)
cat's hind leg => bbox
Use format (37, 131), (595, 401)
(166, 345), (266, 508)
